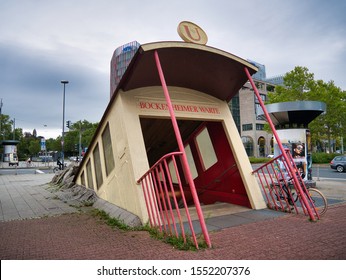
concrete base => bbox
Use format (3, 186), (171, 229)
(93, 198), (142, 227)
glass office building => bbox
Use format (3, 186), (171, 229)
(110, 41), (140, 98)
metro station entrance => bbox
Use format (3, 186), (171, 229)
(140, 118), (251, 209)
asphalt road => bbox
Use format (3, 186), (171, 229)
(1, 162), (345, 181)
(312, 165), (346, 181)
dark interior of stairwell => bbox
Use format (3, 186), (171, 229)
(140, 117), (203, 166)
(139, 117), (251, 220)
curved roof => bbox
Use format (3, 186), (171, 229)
(264, 101), (326, 127)
(1, 140), (20, 145)
(75, 41), (258, 181)
(115, 41), (258, 102)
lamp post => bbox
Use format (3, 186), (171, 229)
(61, 80), (69, 169)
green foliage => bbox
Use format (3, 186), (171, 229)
(312, 153), (338, 164)
(63, 120), (98, 156)
(91, 208), (208, 250)
(0, 114), (14, 139)
(148, 227), (208, 251)
(267, 66), (315, 103)
(267, 66), (346, 153)
(0, 117), (98, 159)
(91, 209), (132, 231)
(28, 138), (40, 155)
(249, 157), (271, 163)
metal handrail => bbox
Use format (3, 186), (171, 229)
(137, 151), (183, 183)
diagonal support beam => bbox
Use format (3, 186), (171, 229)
(154, 50), (212, 248)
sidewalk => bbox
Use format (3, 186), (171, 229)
(0, 173), (77, 221)
(0, 173), (345, 259)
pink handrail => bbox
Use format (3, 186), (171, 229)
(244, 67), (317, 221)
(137, 152), (183, 183)
(153, 50), (211, 248)
(137, 152), (200, 248)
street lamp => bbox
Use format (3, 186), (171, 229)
(61, 80), (69, 169)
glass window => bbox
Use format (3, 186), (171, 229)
(185, 145), (198, 180)
(102, 123), (115, 176)
(242, 136), (254, 157)
(93, 143), (103, 189)
(195, 128), (218, 170)
(86, 159), (94, 190)
(242, 124), (253, 131)
(168, 159), (178, 184)
(256, 123), (264, 130)
(81, 171), (86, 186)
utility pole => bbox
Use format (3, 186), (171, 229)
(61, 80), (69, 169)
(0, 99), (3, 140)
(12, 118), (15, 140)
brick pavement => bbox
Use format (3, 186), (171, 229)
(1, 172), (345, 260)
(1, 203), (345, 260)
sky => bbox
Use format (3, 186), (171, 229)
(1, 0), (345, 139)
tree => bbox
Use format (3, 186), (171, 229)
(309, 80), (346, 153)
(1, 111), (99, 159)
(267, 66), (346, 153)
(0, 114), (15, 140)
(63, 120), (98, 156)
(28, 139), (40, 156)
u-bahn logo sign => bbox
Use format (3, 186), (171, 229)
(177, 21), (208, 45)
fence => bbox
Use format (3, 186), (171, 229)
(137, 152), (202, 248)
(252, 149), (320, 219)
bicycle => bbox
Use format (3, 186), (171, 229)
(53, 163), (67, 173)
(270, 176), (328, 217)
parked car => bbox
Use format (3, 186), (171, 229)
(330, 155), (346, 173)
(69, 156), (82, 162)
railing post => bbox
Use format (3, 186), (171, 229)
(154, 50), (211, 248)
(244, 67), (316, 220)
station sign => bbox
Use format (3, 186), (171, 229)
(177, 21), (208, 45)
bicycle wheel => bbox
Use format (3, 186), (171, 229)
(269, 183), (290, 211)
(307, 188), (328, 217)
(287, 184), (298, 205)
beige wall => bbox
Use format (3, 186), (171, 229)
(76, 86), (266, 224)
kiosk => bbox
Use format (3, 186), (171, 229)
(264, 101), (326, 181)
(1, 140), (19, 166)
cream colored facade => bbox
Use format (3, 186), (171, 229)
(75, 86), (266, 224)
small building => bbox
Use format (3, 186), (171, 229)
(74, 23), (269, 247)
(0, 139), (19, 165)
(75, 39), (266, 220)
(264, 100), (326, 179)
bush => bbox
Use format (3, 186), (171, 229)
(249, 157), (272, 164)
(312, 153), (338, 164)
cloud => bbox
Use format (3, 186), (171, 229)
(0, 41), (108, 137)
(1, 0), (345, 139)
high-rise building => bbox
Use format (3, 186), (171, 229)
(266, 75), (284, 85)
(110, 41), (140, 98)
(229, 59), (276, 157)
(247, 59), (266, 81)
(236, 80), (274, 157)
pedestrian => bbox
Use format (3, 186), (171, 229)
(57, 158), (63, 170)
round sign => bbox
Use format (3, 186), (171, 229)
(177, 21), (208, 45)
